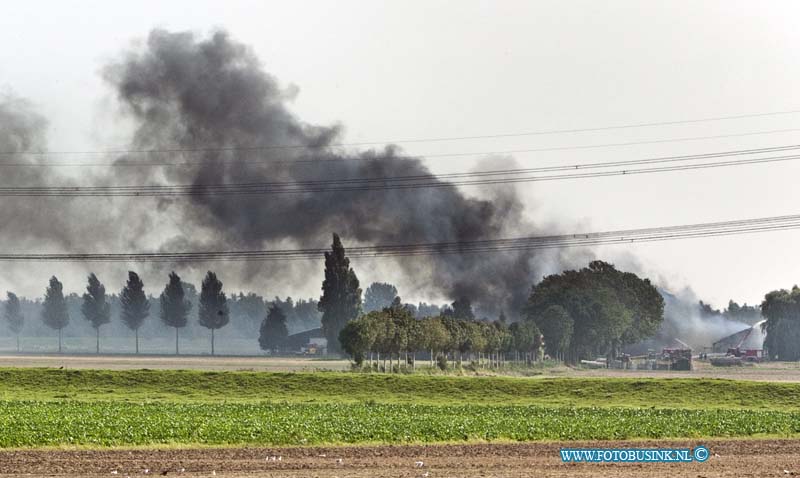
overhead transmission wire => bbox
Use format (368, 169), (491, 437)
(2, 213), (799, 262)
(1, 145), (800, 196)
(3, 108), (800, 158)
(4, 127), (800, 168)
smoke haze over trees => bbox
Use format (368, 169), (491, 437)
(0, 28), (586, 319)
(364, 283), (399, 313)
(3, 292), (24, 352)
(0, 28), (776, 358)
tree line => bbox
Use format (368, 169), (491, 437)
(3, 234), (672, 363)
(337, 260), (666, 368)
(339, 297), (543, 371)
(0, 235), (441, 356)
(2, 271), (317, 355)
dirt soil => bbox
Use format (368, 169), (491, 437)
(0, 354), (351, 372)
(1, 439), (798, 477)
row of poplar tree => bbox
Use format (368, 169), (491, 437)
(339, 298), (544, 371)
(2, 232), (374, 356)
(2, 271), (291, 355)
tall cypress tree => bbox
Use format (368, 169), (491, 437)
(120, 271), (150, 354)
(42, 276), (69, 353)
(198, 271), (229, 356)
(318, 233), (362, 354)
(4, 292), (24, 352)
(81, 273), (111, 354)
(159, 272), (191, 355)
(259, 303), (288, 353)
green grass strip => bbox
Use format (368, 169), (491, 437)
(1, 368), (800, 410)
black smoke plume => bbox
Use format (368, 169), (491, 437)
(100, 29), (565, 315)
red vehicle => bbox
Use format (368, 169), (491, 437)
(726, 348), (764, 362)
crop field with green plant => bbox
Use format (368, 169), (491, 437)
(1, 368), (800, 448)
(2, 401), (799, 448)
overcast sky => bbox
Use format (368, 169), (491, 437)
(2, 0), (800, 308)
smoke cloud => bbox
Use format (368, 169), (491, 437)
(3, 28), (768, 353)
(91, 29), (568, 316)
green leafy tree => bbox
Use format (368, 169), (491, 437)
(420, 317), (449, 367)
(372, 310), (397, 370)
(198, 271), (229, 356)
(440, 315), (469, 366)
(318, 233), (362, 354)
(364, 282), (398, 313)
(259, 303), (289, 352)
(534, 305), (574, 361)
(81, 273), (111, 354)
(386, 298), (415, 370)
(495, 320), (513, 365)
(4, 292), (24, 352)
(525, 261), (663, 361)
(761, 286), (800, 361)
(42, 276), (70, 353)
(509, 320), (541, 362)
(461, 320), (485, 361)
(339, 315), (374, 366)
(120, 271), (150, 354)
(159, 272), (192, 355)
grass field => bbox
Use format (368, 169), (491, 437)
(2, 368), (800, 447)
(2, 368), (800, 409)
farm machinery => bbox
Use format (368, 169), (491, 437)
(660, 348), (693, 371)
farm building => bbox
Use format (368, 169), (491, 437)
(712, 320), (766, 354)
(284, 328), (328, 355)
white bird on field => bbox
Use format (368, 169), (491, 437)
(415, 461), (424, 468)
(143, 469), (149, 475)
(110, 471), (118, 475)
(336, 458), (343, 464)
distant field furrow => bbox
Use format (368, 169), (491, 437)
(1, 401), (798, 447)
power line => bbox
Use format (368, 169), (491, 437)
(3, 130), (800, 168)
(2, 213), (798, 262)
(3, 112), (800, 159)
(1, 148), (798, 197)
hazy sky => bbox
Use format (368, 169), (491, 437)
(2, 1), (800, 308)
